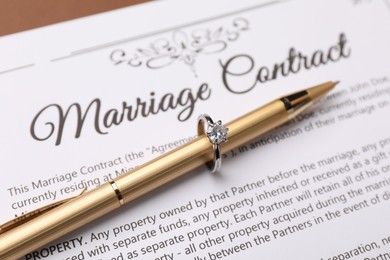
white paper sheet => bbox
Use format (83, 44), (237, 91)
(1, 0), (390, 259)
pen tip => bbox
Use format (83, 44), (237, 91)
(333, 80), (340, 86)
(307, 81), (337, 103)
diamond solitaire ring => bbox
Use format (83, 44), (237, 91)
(198, 114), (229, 173)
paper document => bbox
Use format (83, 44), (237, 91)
(1, 0), (390, 259)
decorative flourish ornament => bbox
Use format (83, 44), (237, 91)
(110, 18), (249, 76)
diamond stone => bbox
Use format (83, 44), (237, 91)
(207, 121), (228, 144)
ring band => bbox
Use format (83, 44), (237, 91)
(198, 114), (229, 173)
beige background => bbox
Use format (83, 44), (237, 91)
(0, 0), (148, 36)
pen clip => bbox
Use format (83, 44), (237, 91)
(0, 188), (87, 235)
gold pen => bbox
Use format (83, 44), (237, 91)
(0, 81), (337, 259)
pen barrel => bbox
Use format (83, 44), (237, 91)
(115, 100), (289, 203)
(1, 81), (327, 259)
(0, 183), (120, 259)
(0, 100), (289, 259)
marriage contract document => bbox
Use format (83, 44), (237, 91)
(1, 0), (390, 259)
